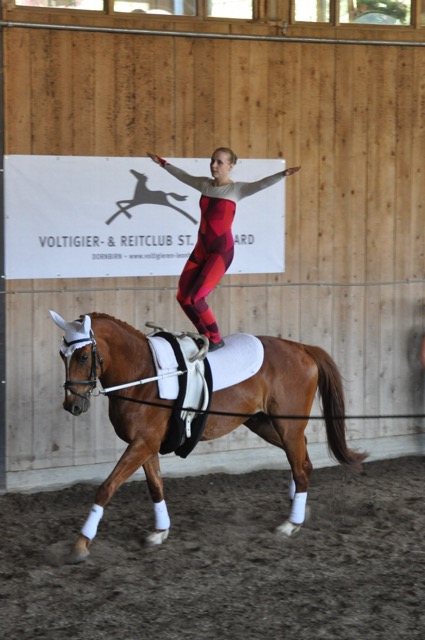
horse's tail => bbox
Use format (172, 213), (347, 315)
(167, 192), (188, 202)
(303, 344), (368, 471)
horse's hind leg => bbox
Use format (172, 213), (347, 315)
(273, 419), (313, 537)
(246, 414), (287, 450)
(247, 416), (312, 537)
(142, 454), (170, 546)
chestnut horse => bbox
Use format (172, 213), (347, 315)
(51, 311), (367, 563)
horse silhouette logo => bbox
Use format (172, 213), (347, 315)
(106, 170), (197, 225)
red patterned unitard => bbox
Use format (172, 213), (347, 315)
(158, 159), (286, 344)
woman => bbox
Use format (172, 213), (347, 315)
(148, 148), (300, 351)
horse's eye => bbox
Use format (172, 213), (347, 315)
(80, 353), (89, 363)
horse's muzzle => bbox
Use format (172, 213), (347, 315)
(63, 395), (91, 416)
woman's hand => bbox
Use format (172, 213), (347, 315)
(283, 166), (301, 177)
(147, 152), (160, 164)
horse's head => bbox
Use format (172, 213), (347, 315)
(130, 169), (147, 182)
(50, 310), (103, 416)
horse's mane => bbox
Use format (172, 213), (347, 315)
(87, 312), (147, 340)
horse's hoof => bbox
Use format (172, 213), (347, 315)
(66, 535), (91, 563)
(145, 529), (169, 546)
(66, 549), (90, 564)
(275, 521), (302, 537)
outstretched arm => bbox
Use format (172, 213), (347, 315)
(238, 165), (301, 199)
(146, 151), (206, 192)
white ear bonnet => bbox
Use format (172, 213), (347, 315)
(49, 310), (94, 357)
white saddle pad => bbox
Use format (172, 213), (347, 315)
(147, 333), (264, 400)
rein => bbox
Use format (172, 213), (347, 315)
(102, 391), (425, 422)
(100, 370), (185, 394)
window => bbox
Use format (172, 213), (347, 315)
(114, 1), (197, 15)
(14, 0), (254, 17)
(15, 0), (104, 7)
(340, 0), (410, 23)
(294, 1), (412, 25)
(294, 1), (330, 21)
(206, 0), (252, 18)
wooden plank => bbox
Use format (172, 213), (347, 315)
(49, 31), (74, 155)
(94, 33), (117, 156)
(229, 40), (251, 156)
(154, 276), (179, 333)
(377, 46), (398, 437)
(332, 44), (368, 437)
(114, 35), (137, 158)
(30, 29), (55, 154)
(32, 282), (74, 469)
(192, 38), (216, 155)
(364, 46), (398, 437)
(392, 47), (417, 435)
(266, 43), (302, 340)
(315, 44), (335, 354)
(245, 41), (269, 336)
(6, 283), (34, 471)
(4, 30), (32, 154)
(26, 29), (72, 154)
(134, 36), (156, 157)
(174, 38), (196, 157)
(298, 44), (321, 347)
(211, 38), (232, 150)
(71, 31), (96, 155)
(153, 37), (176, 155)
(410, 47), (425, 281)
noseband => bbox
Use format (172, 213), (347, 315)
(62, 332), (104, 398)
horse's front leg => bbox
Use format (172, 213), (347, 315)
(69, 439), (151, 563)
(142, 454), (170, 546)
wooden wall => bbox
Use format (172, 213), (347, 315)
(3, 13), (425, 489)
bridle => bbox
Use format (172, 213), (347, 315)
(62, 331), (104, 398)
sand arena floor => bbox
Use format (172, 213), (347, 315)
(1, 456), (424, 639)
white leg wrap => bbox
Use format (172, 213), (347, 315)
(154, 500), (170, 530)
(289, 476), (296, 501)
(289, 492), (307, 525)
(81, 504), (104, 540)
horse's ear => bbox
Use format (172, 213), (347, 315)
(81, 314), (91, 335)
(49, 310), (69, 331)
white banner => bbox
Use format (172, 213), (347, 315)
(4, 155), (286, 279)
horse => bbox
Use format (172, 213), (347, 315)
(50, 311), (367, 564)
(105, 170), (197, 225)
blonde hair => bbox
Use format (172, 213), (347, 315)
(212, 147), (238, 165)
